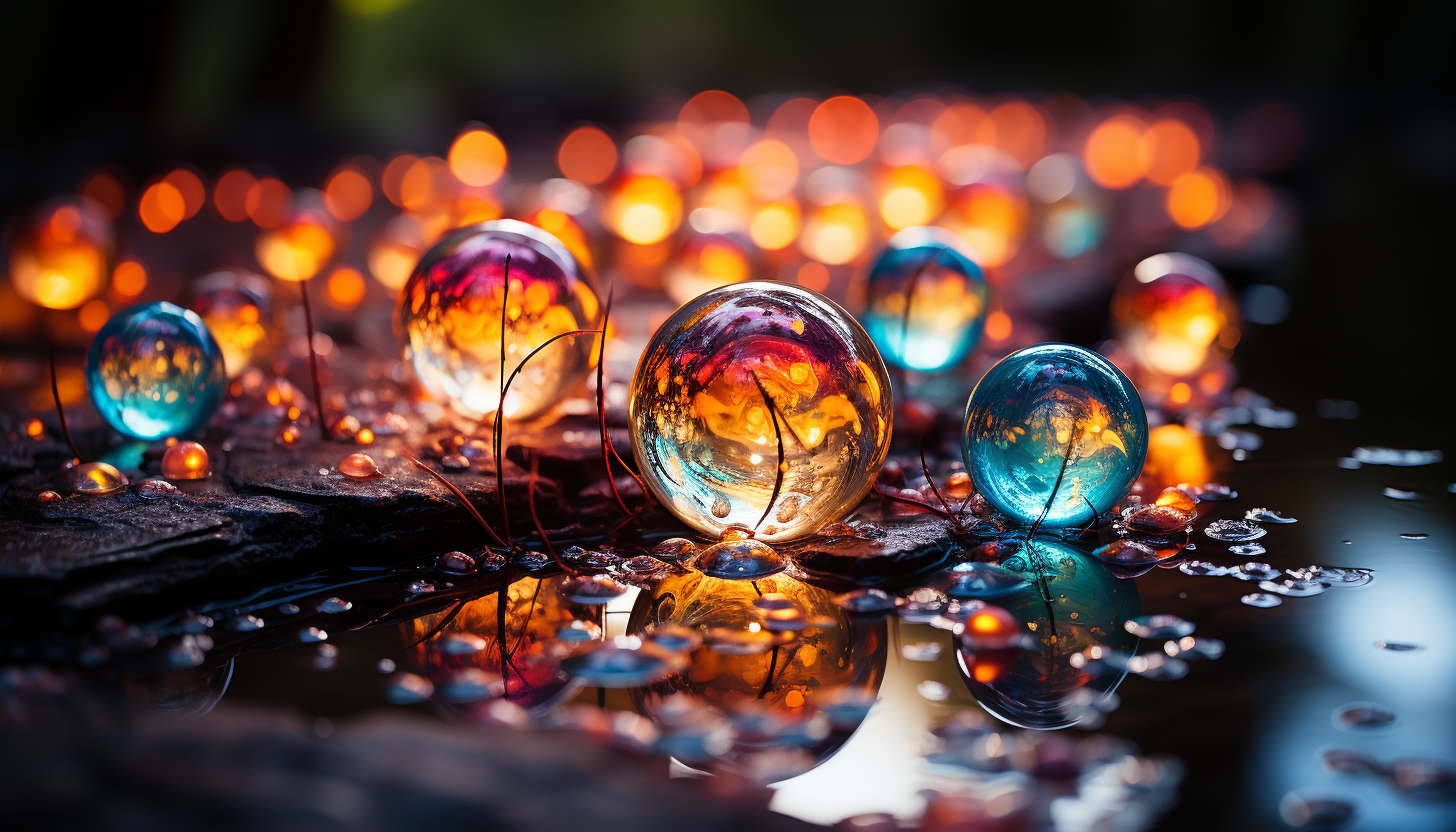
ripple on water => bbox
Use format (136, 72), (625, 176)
(1241, 593), (1281, 608)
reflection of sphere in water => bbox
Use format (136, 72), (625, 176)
(962, 344), (1147, 527)
(7, 196), (114, 310)
(629, 282), (893, 542)
(409, 576), (598, 714)
(860, 227), (988, 372)
(1111, 253), (1239, 378)
(954, 538), (1139, 729)
(182, 269), (281, 378)
(86, 302), (229, 440)
(395, 220), (601, 421)
(628, 570), (886, 769)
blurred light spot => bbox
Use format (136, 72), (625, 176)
(523, 206), (593, 268)
(1242, 284), (1290, 325)
(749, 200), (800, 250)
(1027, 154), (1077, 203)
(740, 139), (799, 200)
(800, 202), (868, 265)
(879, 165), (943, 229)
(138, 181), (186, 233)
(947, 186), (1026, 268)
(931, 102), (992, 147)
(1209, 179), (1276, 248)
(79, 171), (126, 219)
(8, 200), (113, 310)
(622, 133), (701, 187)
(796, 261), (830, 292)
(988, 100), (1046, 168)
(1084, 115), (1146, 189)
(557, 125), (618, 185)
(256, 215), (335, 281)
(213, 168), (256, 222)
(163, 169), (206, 219)
(382, 153), (419, 207)
(325, 266), (367, 310)
(985, 310), (1012, 341)
(245, 178), (293, 228)
(1166, 166), (1232, 228)
(809, 97), (879, 165)
(1169, 381), (1192, 404)
(448, 128), (508, 187)
(1140, 119), (1201, 186)
(78, 299), (110, 332)
(368, 214), (426, 291)
(112, 260), (147, 296)
(679, 90), (750, 128)
(767, 97), (819, 137)
(399, 156), (453, 212)
(607, 175), (682, 244)
(450, 192), (501, 227)
(1043, 203), (1102, 259)
(324, 165), (374, 221)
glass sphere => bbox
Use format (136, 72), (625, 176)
(396, 219), (601, 421)
(629, 282), (893, 543)
(1111, 253), (1239, 377)
(860, 227), (988, 372)
(7, 196), (115, 310)
(86, 302), (228, 440)
(962, 343), (1147, 527)
(182, 269), (280, 377)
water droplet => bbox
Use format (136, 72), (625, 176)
(1318, 748), (1385, 776)
(179, 611), (213, 633)
(1400, 533), (1429, 540)
(313, 643), (339, 671)
(1229, 543), (1266, 556)
(1373, 641), (1422, 651)
(435, 551), (476, 574)
(693, 539), (787, 580)
(1352, 447), (1442, 466)
(165, 636), (207, 669)
(376, 658), (396, 673)
(1333, 702), (1397, 731)
(943, 562), (1031, 598)
(1259, 579), (1327, 598)
(615, 555), (671, 581)
(1241, 593), (1281, 608)
(279, 603), (300, 615)
(440, 453), (470, 470)
(61, 461), (129, 495)
(316, 597), (352, 614)
(1388, 758), (1455, 798)
(1381, 487), (1418, 500)
(339, 452), (380, 479)
(134, 479), (179, 499)
(559, 636), (684, 686)
(227, 614), (264, 631)
(902, 641), (943, 661)
(643, 625), (702, 653)
(1245, 507), (1296, 523)
(1180, 560), (1229, 576)
(299, 627), (328, 642)
(649, 538), (696, 560)
(1205, 520), (1267, 541)
(1164, 636), (1224, 660)
(161, 441), (211, 480)
(1123, 504), (1197, 534)
(1278, 793), (1357, 828)
(556, 620), (603, 643)
(917, 680), (951, 701)
(558, 574), (630, 605)
(1234, 562), (1281, 581)
(1127, 653), (1189, 680)
(1093, 539), (1165, 565)
(711, 495), (731, 518)
(835, 587), (901, 614)
(438, 668), (504, 702)
(899, 587), (949, 622)
(1195, 483), (1237, 501)
(408, 580), (436, 594)
(1125, 614), (1195, 639)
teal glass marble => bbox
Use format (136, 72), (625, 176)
(859, 227), (988, 372)
(86, 302), (228, 440)
(962, 343), (1147, 527)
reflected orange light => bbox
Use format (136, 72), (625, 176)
(325, 266), (367, 310)
(450, 192), (502, 228)
(245, 177), (293, 228)
(749, 199), (801, 251)
(879, 165), (944, 229)
(112, 260), (147, 296)
(25, 418), (44, 438)
(368, 214), (426, 291)
(796, 261), (830, 292)
(988, 100), (1046, 168)
(678, 89), (750, 128)
(800, 202), (869, 265)
(808, 96), (879, 165)
(1139, 119), (1201, 186)
(947, 186), (1026, 268)
(256, 215), (335, 281)
(79, 172), (126, 219)
(163, 169), (206, 219)
(1167, 166), (1232, 228)
(399, 156), (453, 212)
(557, 125), (618, 185)
(138, 181), (187, 233)
(1142, 424), (1212, 490)
(606, 175), (682, 244)
(1169, 381), (1192, 404)
(523, 207), (593, 269)
(448, 128), (508, 187)
(324, 165), (374, 221)
(1084, 115), (1146, 189)
(739, 139), (799, 200)
(381, 153), (419, 207)
(214, 168), (256, 222)
(78, 298), (110, 332)
(985, 310), (1012, 341)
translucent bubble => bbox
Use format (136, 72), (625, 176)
(181, 269), (280, 377)
(859, 227), (988, 372)
(86, 302), (227, 440)
(694, 539), (788, 580)
(629, 282), (893, 542)
(395, 220), (600, 421)
(942, 562), (1031, 599)
(962, 344), (1148, 527)
(60, 461), (128, 495)
(560, 636), (686, 687)
(1112, 253), (1239, 378)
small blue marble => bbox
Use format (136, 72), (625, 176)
(860, 228), (988, 372)
(86, 302), (228, 440)
(962, 343), (1147, 527)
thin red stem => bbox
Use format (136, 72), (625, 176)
(49, 348), (83, 462)
(298, 278), (328, 440)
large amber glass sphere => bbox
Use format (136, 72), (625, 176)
(962, 343), (1147, 527)
(629, 282), (893, 542)
(182, 269), (281, 377)
(1111, 253), (1240, 377)
(7, 197), (115, 310)
(859, 227), (989, 372)
(395, 219), (601, 421)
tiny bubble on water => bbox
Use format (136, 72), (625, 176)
(1241, 593), (1281, 608)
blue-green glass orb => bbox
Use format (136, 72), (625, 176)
(86, 302), (228, 440)
(859, 228), (988, 372)
(962, 344), (1147, 527)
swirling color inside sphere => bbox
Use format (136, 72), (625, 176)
(859, 227), (989, 372)
(395, 219), (601, 421)
(86, 302), (228, 440)
(962, 344), (1147, 527)
(1111, 253), (1239, 377)
(629, 282), (893, 543)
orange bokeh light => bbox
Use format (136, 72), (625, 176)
(606, 175), (682, 244)
(112, 260), (147, 296)
(678, 90), (750, 128)
(368, 214), (427, 291)
(448, 128), (508, 188)
(214, 168), (256, 222)
(163, 169), (206, 220)
(800, 202), (869, 265)
(1167, 166), (1232, 228)
(739, 138), (799, 200)
(808, 97), (879, 165)
(931, 102), (993, 148)
(245, 177), (293, 228)
(985, 310), (1012, 341)
(1084, 115), (1146, 189)
(256, 215), (335, 282)
(557, 125), (618, 185)
(796, 261), (830, 292)
(987, 100), (1046, 168)
(325, 266), (367, 310)
(324, 165), (374, 221)
(79, 172), (126, 219)
(879, 165), (944, 230)
(1140, 119), (1201, 186)
(399, 156), (454, 212)
(138, 180), (187, 233)
(749, 199), (801, 251)
(78, 299), (110, 332)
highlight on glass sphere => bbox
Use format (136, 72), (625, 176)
(628, 281), (893, 543)
(86, 302), (228, 441)
(1111, 253), (1240, 378)
(962, 343), (1147, 528)
(953, 538), (1139, 730)
(395, 219), (601, 422)
(859, 227), (989, 373)
(6, 196), (115, 310)
(181, 269), (281, 378)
